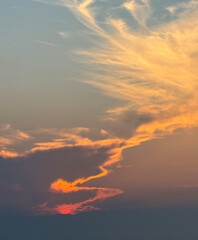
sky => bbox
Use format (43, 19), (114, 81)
(1, 0), (198, 223)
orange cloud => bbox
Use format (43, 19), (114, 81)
(62, 0), (198, 135)
(0, 150), (19, 158)
(49, 177), (123, 215)
(46, 130), (159, 214)
(34, 188), (123, 215)
(0, 124), (31, 148)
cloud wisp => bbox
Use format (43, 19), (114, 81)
(33, 1), (198, 135)
(53, 0), (198, 138)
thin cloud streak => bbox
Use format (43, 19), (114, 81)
(34, 188), (123, 215)
(34, 40), (58, 47)
(60, 0), (198, 137)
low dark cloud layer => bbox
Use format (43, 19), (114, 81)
(0, 144), (118, 214)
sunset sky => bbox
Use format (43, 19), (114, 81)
(1, 0), (198, 237)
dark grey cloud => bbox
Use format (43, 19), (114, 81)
(0, 145), (113, 214)
(105, 110), (154, 138)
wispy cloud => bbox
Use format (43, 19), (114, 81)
(58, 31), (70, 39)
(58, 0), (198, 139)
(34, 188), (123, 215)
(0, 124), (31, 158)
(34, 40), (58, 47)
